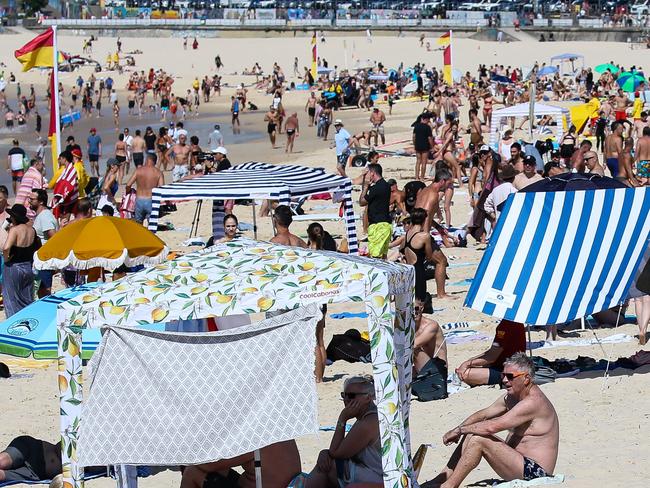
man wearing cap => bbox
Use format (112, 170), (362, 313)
(484, 165), (517, 224)
(333, 120), (351, 177)
(212, 147), (231, 172)
(126, 153), (164, 225)
(6, 139), (26, 195)
(360, 163), (392, 259)
(208, 124), (224, 152)
(87, 128), (102, 177)
(514, 156), (543, 190)
(369, 107), (386, 146)
(412, 112), (434, 180)
(632, 92), (644, 122)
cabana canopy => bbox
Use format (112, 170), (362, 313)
(549, 53), (584, 76)
(148, 162), (359, 253)
(56, 238), (416, 488)
(489, 102), (571, 148)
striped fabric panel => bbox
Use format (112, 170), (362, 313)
(465, 188), (650, 325)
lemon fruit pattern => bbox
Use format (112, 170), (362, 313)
(57, 239), (416, 488)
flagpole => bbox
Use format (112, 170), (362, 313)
(51, 25), (61, 176)
(450, 30), (453, 85)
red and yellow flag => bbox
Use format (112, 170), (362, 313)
(437, 31), (453, 86)
(310, 31), (318, 82)
(14, 28), (58, 72)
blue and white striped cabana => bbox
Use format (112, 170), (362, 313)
(466, 187), (650, 325)
(148, 162), (359, 253)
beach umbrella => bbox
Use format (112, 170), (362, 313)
(617, 71), (647, 92)
(34, 216), (169, 271)
(519, 172), (626, 193)
(0, 284), (103, 359)
(594, 63), (619, 74)
(537, 66), (558, 76)
(491, 74), (513, 84)
(317, 66), (333, 75)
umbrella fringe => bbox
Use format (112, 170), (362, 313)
(33, 247), (169, 271)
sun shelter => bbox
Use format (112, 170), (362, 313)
(148, 162), (359, 253)
(549, 53), (584, 76)
(465, 187), (650, 324)
(489, 103), (571, 148)
(56, 238), (416, 488)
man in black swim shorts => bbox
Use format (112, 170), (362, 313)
(431, 353), (560, 487)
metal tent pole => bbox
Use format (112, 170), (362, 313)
(252, 201), (258, 240)
(254, 450), (262, 488)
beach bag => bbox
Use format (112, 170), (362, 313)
(411, 357), (448, 401)
(532, 356), (556, 385)
(326, 329), (371, 364)
(404, 180), (426, 213)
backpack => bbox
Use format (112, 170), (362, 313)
(411, 357), (448, 401)
(404, 180), (426, 213)
(326, 329), (371, 364)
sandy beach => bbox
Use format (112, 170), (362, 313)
(1, 27), (649, 488)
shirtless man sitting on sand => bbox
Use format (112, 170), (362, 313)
(413, 301), (447, 375)
(180, 440), (301, 488)
(428, 353), (559, 488)
(270, 204), (307, 248)
(126, 152), (164, 224)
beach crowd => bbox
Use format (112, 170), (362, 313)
(4, 32), (650, 488)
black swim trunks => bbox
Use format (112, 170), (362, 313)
(203, 468), (240, 488)
(287, 128), (295, 136)
(523, 457), (549, 481)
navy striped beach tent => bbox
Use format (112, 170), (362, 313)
(148, 162), (359, 253)
(465, 181), (650, 325)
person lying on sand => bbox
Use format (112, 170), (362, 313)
(180, 440), (301, 488)
(427, 353), (559, 488)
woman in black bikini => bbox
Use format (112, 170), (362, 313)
(396, 208), (437, 304)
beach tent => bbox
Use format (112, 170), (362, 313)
(148, 162), (359, 254)
(549, 53), (584, 76)
(56, 238), (416, 488)
(465, 185), (650, 324)
(489, 103), (571, 148)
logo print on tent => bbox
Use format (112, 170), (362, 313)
(7, 319), (39, 336)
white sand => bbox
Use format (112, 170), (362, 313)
(0, 28), (649, 488)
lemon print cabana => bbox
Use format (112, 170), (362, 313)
(56, 238), (416, 488)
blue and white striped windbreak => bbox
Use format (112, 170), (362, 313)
(465, 188), (650, 325)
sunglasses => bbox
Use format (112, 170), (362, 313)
(340, 392), (368, 400)
(501, 371), (527, 381)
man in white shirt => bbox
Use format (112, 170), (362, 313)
(123, 127), (134, 177)
(484, 165), (517, 225)
(6, 139), (26, 195)
(173, 122), (188, 143)
(29, 188), (58, 297)
(208, 124), (224, 151)
(333, 119), (351, 177)
(514, 155), (544, 190)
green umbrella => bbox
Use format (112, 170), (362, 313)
(594, 63), (620, 74)
(617, 71), (647, 92)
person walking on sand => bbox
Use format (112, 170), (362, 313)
(264, 107), (279, 148)
(305, 92), (317, 127)
(285, 112), (299, 153)
(231, 96), (241, 134)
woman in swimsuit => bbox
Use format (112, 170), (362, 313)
(398, 208), (437, 305)
(113, 133), (127, 183)
(156, 127), (171, 171)
(483, 93), (494, 130)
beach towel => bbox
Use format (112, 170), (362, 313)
(0, 471), (107, 487)
(51, 163), (78, 219)
(79, 305), (320, 466)
(493, 474), (565, 487)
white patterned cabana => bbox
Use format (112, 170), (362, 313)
(148, 162), (359, 253)
(489, 102), (571, 148)
(56, 238), (415, 488)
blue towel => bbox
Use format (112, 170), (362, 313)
(320, 424), (352, 432)
(450, 279), (473, 286)
(330, 312), (368, 319)
(448, 262), (475, 269)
